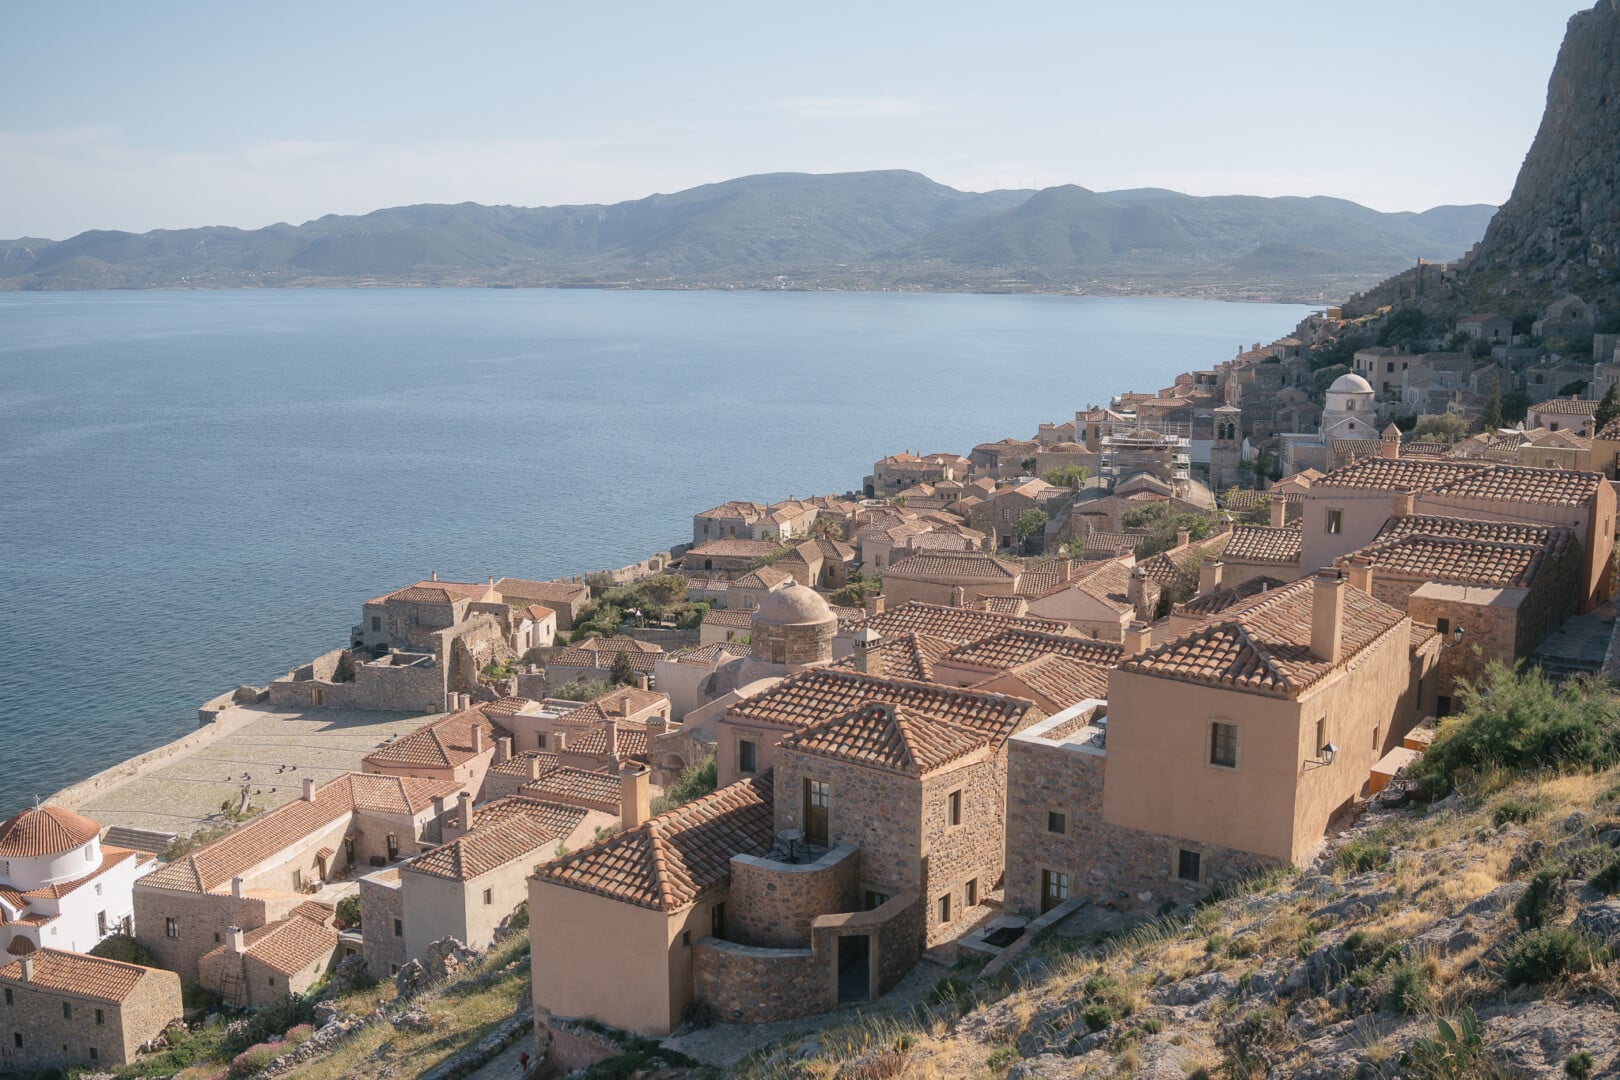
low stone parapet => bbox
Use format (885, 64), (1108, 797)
(728, 843), (860, 948)
(692, 938), (827, 1024)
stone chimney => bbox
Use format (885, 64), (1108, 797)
(226, 926), (244, 954)
(487, 575), (494, 587)
(430, 570), (438, 581)
(527, 754), (543, 781)
(604, 720), (618, 758)
(1123, 622), (1153, 658)
(620, 764), (651, 829)
(1346, 555), (1375, 595)
(554, 730), (568, 751)
(635, 674), (649, 692)
(495, 737), (512, 765)
(471, 725), (484, 755)
(1269, 498), (1287, 528)
(645, 710), (667, 736)
(1381, 423), (1402, 460)
(864, 594), (885, 617)
(231, 876), (245, 900)
(854, 626), (882, 674)
(20, 955), (33, 981)
(1176, 528), (1190, 549)
(1311, 568), (1347, 665)
(302, 777), (315, 802)
(1390, 490), (1415, 517)
(1199, 558), (1224, 595)
(1128, 566), (1148, 614)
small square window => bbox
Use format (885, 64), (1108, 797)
(482, 888), (493, 906)
(1046, 811), (1067, 835)
(1210, 722), (1238, 769)
(947, 790), (963, 827)
(1177, 849), (1202, 883)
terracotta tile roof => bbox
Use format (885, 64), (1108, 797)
(1081, 531), (1149, 557)
(1017, 558), (1084, 598)
(727, 667), (1036, 742)
(668, 643), (750, 667)
(730, 566), (794, 590)
(1175, 577), (1287, 617)
(0, 949), (155, 1002)
(1120, 577), (1408, 698)
(363, 709), (496, 771)
(827, 633), (954, 682)
(1530, 397), (1599, 415)
(573, 638), (663, 656)
(943, 628), (1123, 673)
(844, 600), (1066, 642)
(1399, 441), (1454, 459)
(1221, 524), (1303, 565)
(206, 911), (337, 977)
(535, 774), (775, 911)
(906, 531), (979, 553)
(21, 846), (137, 900)
(983, 654), (1110, 709)
(1372, 514), (1568, 549)
(493, 578), (590, 604)
(1137, 533), (1232, 587)
(519, 604), (555, 622)
(1314, 458), (1486, 492)
(460, 796), (589, 837)
(487, 750), (560, 779)
(369, 580), (491, 605)
(885, 552), (1021, 581)
(520, 767), (624, 812)
(685, 539), (782, 559)
(140, 773), (458, 894)
(781, 701), (989, 776)
(1428, 465), (1604, 508)
(549, 648), (661, 676)
(1352, 534), (1565, 588)
(563, 725), (648, 762)
(1330, 438), (1384, 458)
(480, 696), (535, 719)
(701, 608), (754, 629)
(974, 595), (1029, 615)
(407, 816), (561, 881)
(1221, 490), (1304, 521)
(695, 501), (768, 521)
(0, 805), (100, 858)
(1598, 417), (1620, 441)
(565, 687), (666, 725)
(1028, 558), (1137, 612)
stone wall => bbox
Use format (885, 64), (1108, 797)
(919, 751), (1006, 944)
(748, 619), (835, 666)
(133, 887), (295, 982)
(772, 752), (923, 902)
(359, 873), (406, 980)
(539, 1021), (620, 1075)
(1004, 731), (1272, 919)
(809, 888), (924, 998)
(692, 939), (827, 1024)
(267, 650), (446, 712)
(727, 845), (859, 948)
(0, 965), (181, 1071)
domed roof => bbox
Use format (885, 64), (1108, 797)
(1328, 373), (1374, 395)
(753, 583), (835, 626)
(0, 805), (100, 858)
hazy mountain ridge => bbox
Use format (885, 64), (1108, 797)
(0, 169), (1494, 301)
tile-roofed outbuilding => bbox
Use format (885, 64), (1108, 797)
(362, 709), (496, 771)
(844, 600), (1066, 643)
(982, 654), (1110, 709)
(701, 609), (754, 629)
(1530, 396), (1600, 416)
(1119, 576), (1408, 698)
(1174, 576), (1287, 618)
(564, 686), (668, 726)
(459, 796), (588, 837)
(1370, 514), (1567, 549)
(204, 910), (337, 978)
(486, 750), (561, 780)
(535, 774), (774, 911)
(566, 726), (649, 762)
(493, 577), (590, 605)
(0, 948), (154, 1002)
(1221, 524), (1303, 565)
(885, 552), (1021, 581)
(669, 643), (751, 667)
(1352, 535), (1552, 588)
(780, 702), (989, 777)
(1136, 532), (1233, 587)
(405, 816), (560, 881)
(942, 628), (1123, 673)
(726, 668), (1036, 743)
(368, 580), (492, 605)
(685, 538), (782, 560)
(730, 566), (795, 591)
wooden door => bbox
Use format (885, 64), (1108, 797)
(804, 778), (829, 846)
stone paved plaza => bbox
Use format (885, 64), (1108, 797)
(76, 704), (437, 838)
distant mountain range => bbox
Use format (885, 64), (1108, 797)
(0, 171), (1497, 301)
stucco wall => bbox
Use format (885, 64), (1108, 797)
(530, 879), (676, 1036)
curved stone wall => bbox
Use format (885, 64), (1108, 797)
(727, 843), (859, 948)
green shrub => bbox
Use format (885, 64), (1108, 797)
(1502, 928), (1608, 986)
(986, 1045), (1019, 1072)
(1492, 795), (1553, 826)
(283, 1024), (315, 1046)
(1387, 960), (1432, 1015)
(1204, 932), (1229, 954)
(1336, 838), (1391, 873)
(220, 994), (315, 1057)
(1081, 1002), (1117, 1032)
(1139, 1017), (1166, 1034)
(509, 900), (530, 931)
(550, 679), (615, 702)
(1405, 1008), (1486, 1079)
(649, 750), (717, 815)
(1592, 856), (1620, 894)
(88, 934), (156, 967)
(226, 1043), (280, 1079)
(1225, 934), (1260, 958)
(1567, 1050), (1595, 1079)
(334, 893), (362, 929)
(1513, 865), (1567, 929)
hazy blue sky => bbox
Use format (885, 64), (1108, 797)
(0, 1), (1593, 238)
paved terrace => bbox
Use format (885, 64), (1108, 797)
(72, 704), (437, 838)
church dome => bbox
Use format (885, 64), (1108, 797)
(753, 583), (835, 626)
(0, 805), (100, 858)
(1328, 373), (1374, 395)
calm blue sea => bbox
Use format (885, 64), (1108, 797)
(0, 289), (1309, 809)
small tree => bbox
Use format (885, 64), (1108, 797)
(1482, 379), (1504, 431)
(609, 651), (636, 687)
(1594, 383), (1620, 434)
(1010, 508), (1047, 543)
(1414, 413), (1467, 443)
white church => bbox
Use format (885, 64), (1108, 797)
(1277, 372), (1379, 473)
(0, 805), (152, 957)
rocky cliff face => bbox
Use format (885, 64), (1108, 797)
(1463, 0), (1620, 290)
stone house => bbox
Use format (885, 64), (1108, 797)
(969, 438), (1041, 478)
(963, 479), (1067, 549)
(511, 604), (557, 655)
(1020, 558), (1154, 640)
(0, 950), (181, 1072)
(1337, 515), (1582, 710)
(1353, 346), (1410, 396)
(826, 631), (954, 683)
(359, 576), (497, 652)
(478, 696), (584, 756)
(1515, 428), (1593, 471)
(0, 805), (149, 958)
(726, 566), (795, 611)
(777, 539), (857, 589)
(1298, 453), (1616, 612)
(866, 452), (969, 497)
(692, 501), (769, 545)
(966, 654), (1110, 714)
(680, 539), (783, 577)
(1526, 396), (1600, 436)
(132, 773), (459, 980)
(654, 643), (750, 721)
(362, 707), (500, 796)
(1102, 572), (1435, 868)
(699, 607), (753, 647)
(544, 639), (664, 687)
(493, 578), (592, 632)
(1591, 415), (1620, 478)
(1457, 313), (1513, 342)
(1525, 360), (1595, 403)
(1532, 294), (1598, 340)
(529, 775), (777, 1036)
(883, 553), (1023, 608)
(197, 903), (339, 1008)
(1217, 522), (1304, 589)
(930, 627), (1121, 692)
